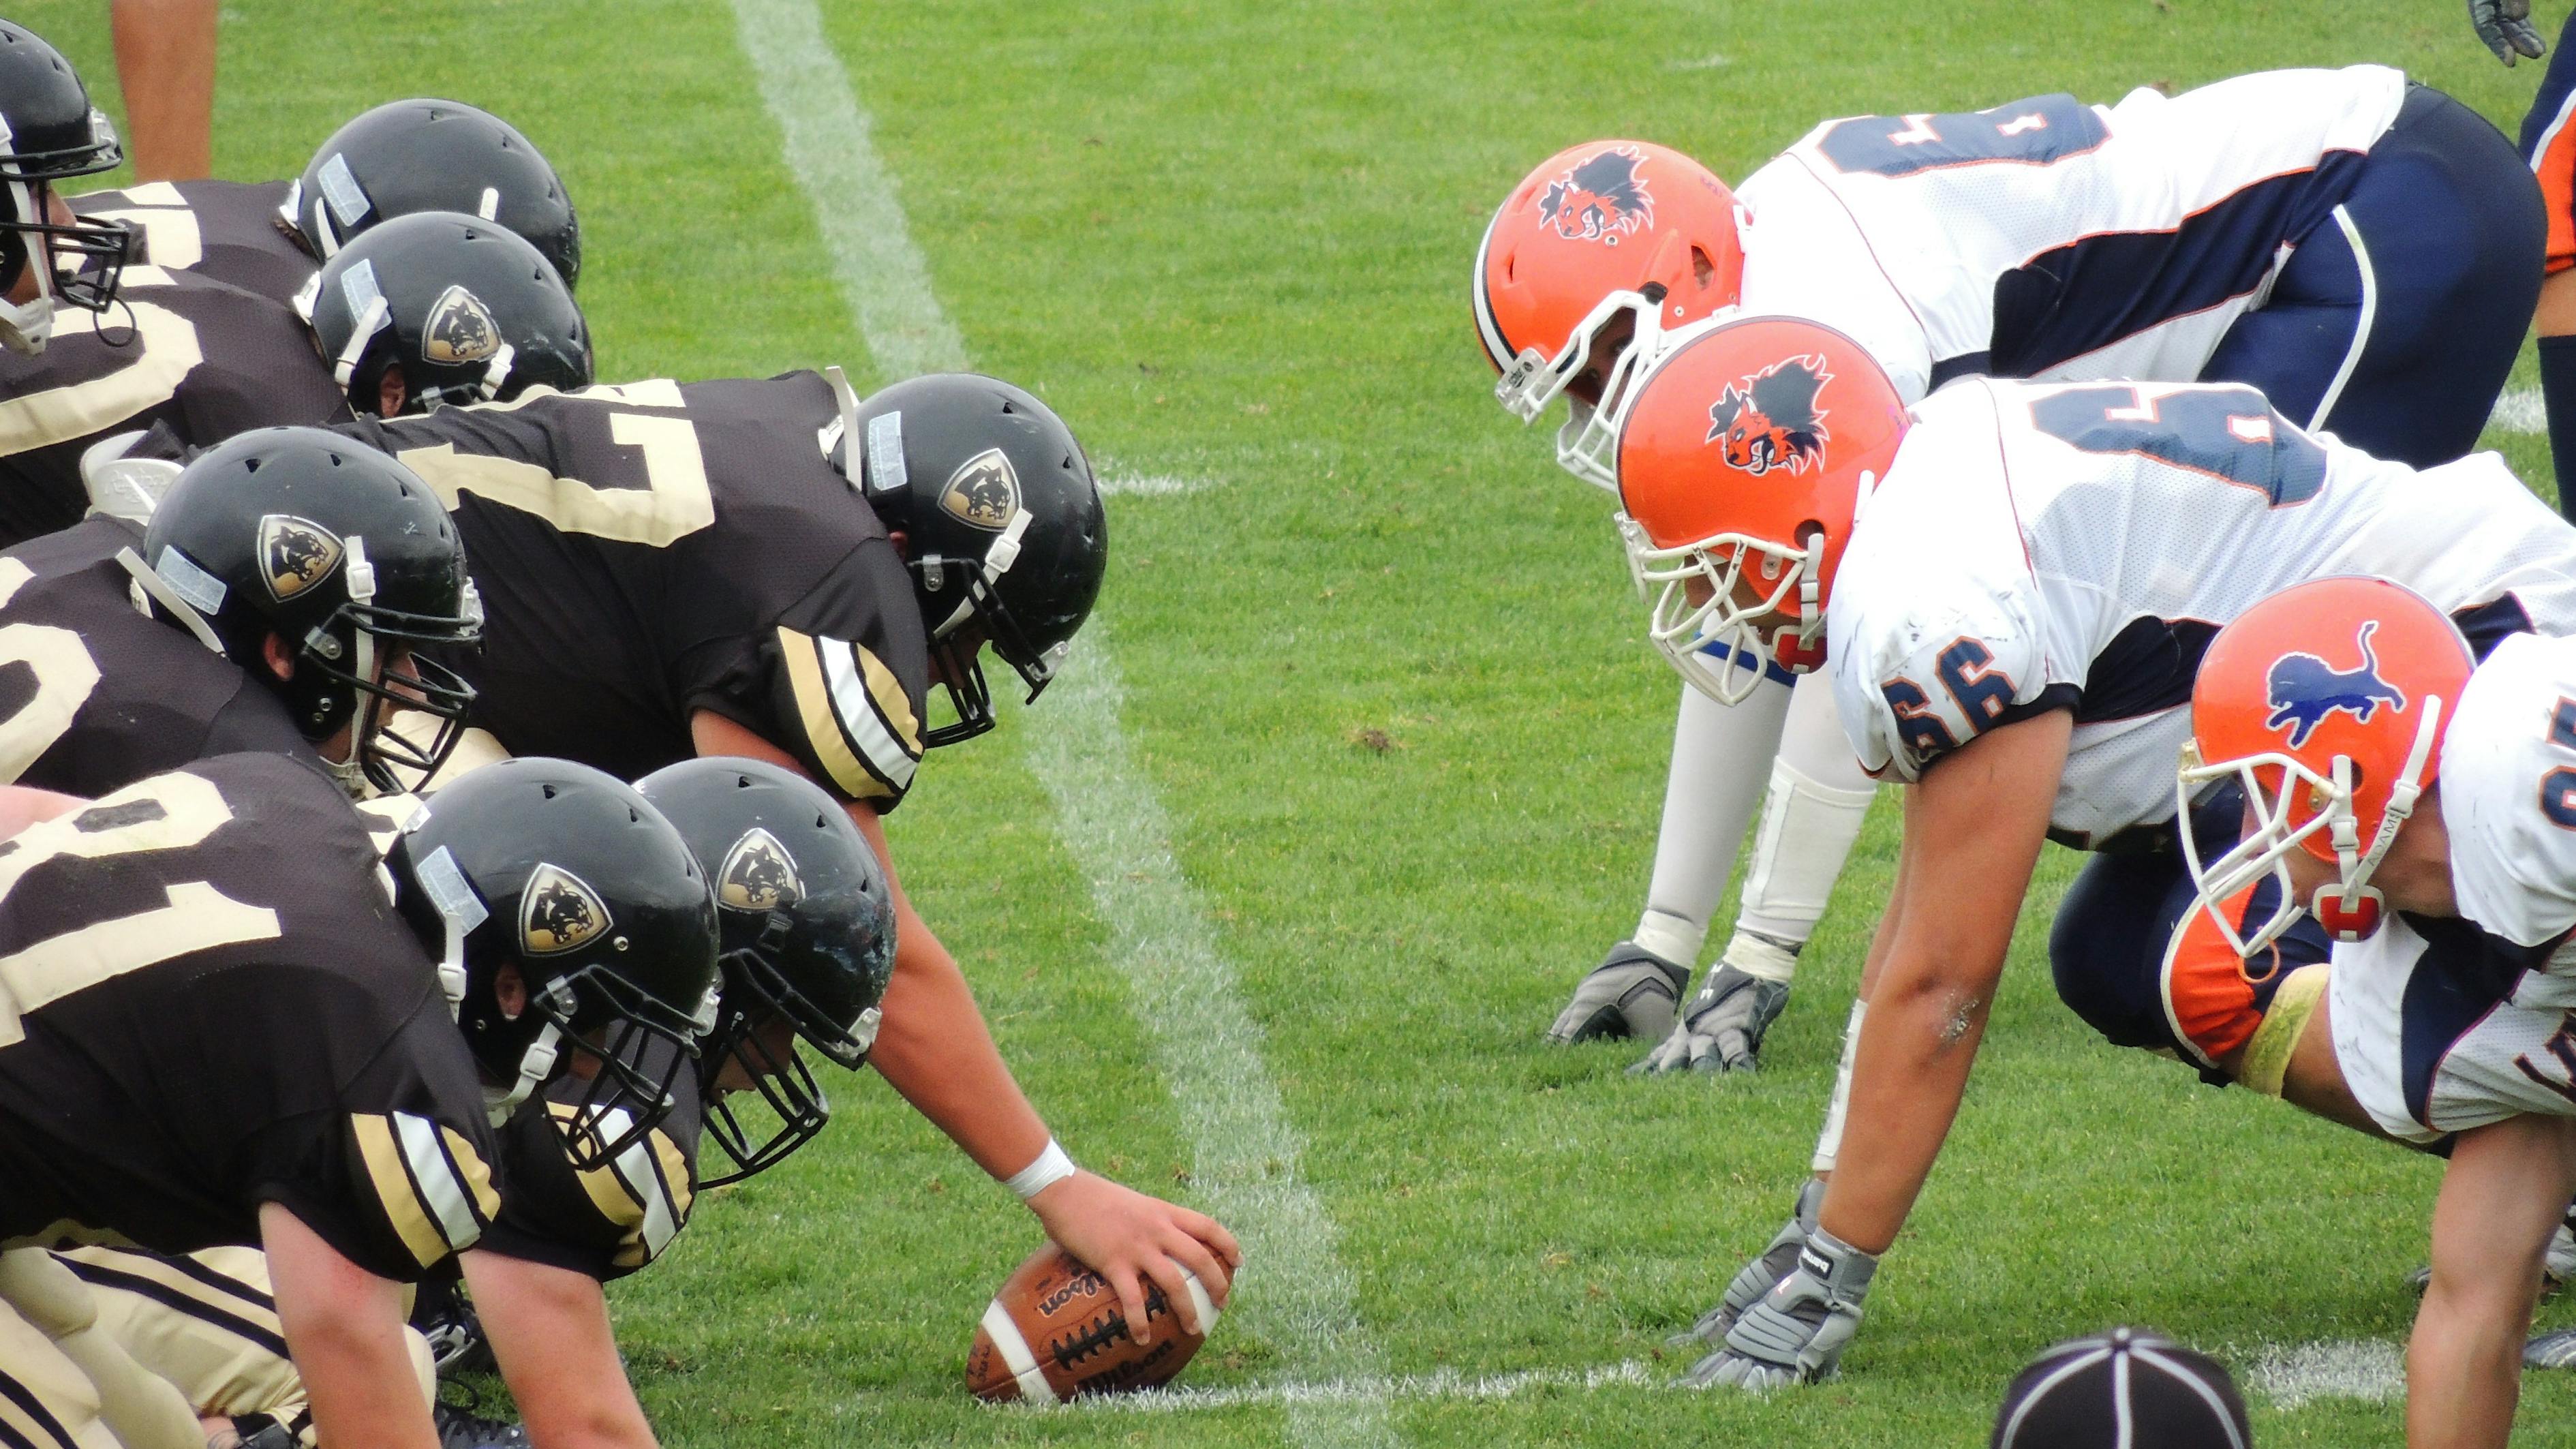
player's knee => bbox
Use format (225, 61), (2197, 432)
(2047, 866), (2173, 1052)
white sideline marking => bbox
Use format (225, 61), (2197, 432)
(1029, 1360), (1661, 1414)
(2242, 1339), (2403, 1409)
(1665, 52), (1733, 70)
(2494, 384), (2548, 436)
(726, 6), (1396, 1447)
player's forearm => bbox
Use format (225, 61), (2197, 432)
(870, 914), (1052, 1181)
(2408, 1118), (2573, 1448)
(461, 1251), (658, 1449)
(1815, 960), (1991, 1253)
(260, 1208), (435, 1449)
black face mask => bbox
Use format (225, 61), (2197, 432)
(530, 966), (708, 1171)
(696, 1005), (829, 1189)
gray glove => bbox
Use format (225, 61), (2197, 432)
(2472, 0), (2547, 64)
(1630, 965), (1791, 1075)
(1682, 1227), (1877, 1390)
(1668, 1178), (1824, 1348)
(1546, 940), (1689, 1043)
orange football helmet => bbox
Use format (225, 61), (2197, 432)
(1612, 314), (1908, 704)
(1474, 140), (1746, 490)
(2179, 577), (2472, 950)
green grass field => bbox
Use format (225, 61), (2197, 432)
(25, 0), (2576, 1442)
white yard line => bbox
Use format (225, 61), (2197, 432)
(1027, 1360), (1661, 1414)
(1097, 471), (1214, 498)
(2495, 384), (2548, 437)
(2240, 1339), (2404, 1409)
(725, 5), (1396, 1446)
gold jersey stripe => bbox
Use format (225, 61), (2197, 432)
(351, 1115), (449, 1270)
(776, 627), (895, 802)
(440, 1126), (502, 1224)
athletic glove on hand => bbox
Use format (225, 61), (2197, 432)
(1630, 964), (1790, 1074)
(1683, 1226), (1877, 1390)
(1669, 1178), (1824, 1347)
(1546, 940), (1688, 1043)
(2471, 0), (2547, 65)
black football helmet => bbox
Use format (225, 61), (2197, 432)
(836, 373), (1107, 745)
(636, 757), (895, 1186)
(384, 759), (722, 1170)
(131, 427), (483, 794)
(303, 211), (591, 414)
(0, 22), (129, 354)
(285, 98), (581, 288)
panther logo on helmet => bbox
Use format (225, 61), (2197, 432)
(2264, 620), (2408, 749)
(423, 283), (500, 365)
(257, 514), (344, 602)
(1705, 355), (1832, 477)
(521, 863), (612, 954)
(717, 827), (803, 913)
(939, 447), (1022, 531)
(1537, 147), (1654, 246)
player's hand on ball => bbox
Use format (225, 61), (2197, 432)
(1546, 940), (1689, 1043)
(1670, 1178), (1824, 1347)
(1629, 965), (1790, 1074)
(2470, 0), (2546, 64)
(1683, 1227), (1876, 1390)
(1026, 1170), (1240, 1345)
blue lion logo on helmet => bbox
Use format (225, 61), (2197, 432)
(2263, 620), (2406, 750)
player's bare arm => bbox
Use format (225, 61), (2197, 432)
(690, 709), (1239, 1340)
(2411, 1114), (2576, 1448)
(461, 1249), (660, 1449)
(258, 1203), (439, 1449)
(1817, 709), (2068, 1254)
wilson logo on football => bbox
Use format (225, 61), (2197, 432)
(717, 827), (803, 913)
(257, 513), (343, 602)
(1705, 354), (1832, 476)
(521, 864), (613, 955)
(939, 447), (1022, 531)
(423, 284), (501, 365)
(2264, 620), (2407, 749)
(1537, 146), (1654, 245)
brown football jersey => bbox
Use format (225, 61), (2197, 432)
(68, 179), (316, 305)
(331, 374), (931, 808)
(0, 754), (498, 1281)
(0, 266), (349, 547)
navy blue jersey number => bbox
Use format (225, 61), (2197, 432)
(2027, 384), (2329, 508)
(1882, 639), (2022, 764)
(1815, 94), (2110, 180)
(2543, 699), (2576, 829)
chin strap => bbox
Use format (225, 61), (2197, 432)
(487, 1020), (563, 1125)
(2315, 693), (2444, 941)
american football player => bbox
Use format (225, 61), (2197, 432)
(0, 744), (711, 1449)
(71, 97), (579, 306)
(1609, 316), (2576, 1388)
(0, 20), (134, 356)
(138, 367), (1236, 1335)
(1482, 65), (2544, 1073)
(2179, 579), (2576, 1448)
(2511, 7), (2576, 520)
(0, 426), (485, 799)
(48, 757), (891, 1449)
(0, 211), (589, 547)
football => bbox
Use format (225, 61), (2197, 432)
(964, 1245), (1217, 1403)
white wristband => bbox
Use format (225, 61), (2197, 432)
(1004, 1138), (1077, 1200)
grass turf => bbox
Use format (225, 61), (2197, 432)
(23, 0), (2576, 1441)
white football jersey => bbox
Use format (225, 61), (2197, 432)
(2332, 913), (2576, 1142)
(1735, 66), (2409, 405)
(2443, 632), (2576, 949)
(1827, 377), (2576, 846)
